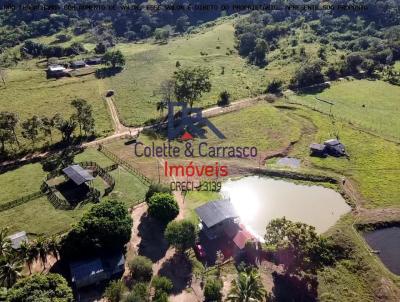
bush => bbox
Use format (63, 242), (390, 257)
(151, 276), (173, 295)
(103, 280), (125, 302)
(204, 278), (223, 302)
(129, 256), (153, 282)
(145, 183), (171, 201)
(217, 91), (231, 106)
(265, 79), (283, 94)
(147, 193), (179, 224)
(126, 283), (149, 302)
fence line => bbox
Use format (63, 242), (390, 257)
(98, 144), (152, 186)
(0, 191), (45, 212)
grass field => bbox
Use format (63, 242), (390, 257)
(0, 147), (148, 235)
(103, 102), (303, 181)
(288, 79), (400, 141)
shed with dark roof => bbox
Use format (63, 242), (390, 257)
(62, 165), (95, 186)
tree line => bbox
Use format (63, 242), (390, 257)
(0, 99), (95, 158)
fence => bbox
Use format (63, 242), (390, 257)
(0, 191), (45, 212)
(98, 145), (152, 186)
(78, 161), (116, 196)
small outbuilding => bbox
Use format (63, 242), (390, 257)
(47, 65), (67, 78)
(62, 164), (95, 186)
(309, 143), (327, 157)
(86, 57), (102, 65)
(7, 231), (28, 249)
(71, 60), (86, 69)
(324, 139), (346, 157)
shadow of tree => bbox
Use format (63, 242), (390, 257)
(137, 213), (169, 262)
(271, 272), (318, 302)
(95, 67), (123, 79)
(158, 253), (193, 294)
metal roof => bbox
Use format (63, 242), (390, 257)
(70, 258), (104, 283)
(310, 143), (326, 151)
(62, 165), (95, 185)
(195, 199), (238, 228)
(7, 231), (28, 249)
(324, 139), (341, 146)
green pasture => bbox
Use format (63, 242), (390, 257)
(288, 79), (400, 141)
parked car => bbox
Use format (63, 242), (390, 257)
(194, 243), (206, 258)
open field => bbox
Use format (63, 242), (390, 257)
(0, 147), (148, 235)
(103, 102), (303, 181)
(288, 79), (400, 141)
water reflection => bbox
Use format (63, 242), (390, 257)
(221, 176), (351, 237)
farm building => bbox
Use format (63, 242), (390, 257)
(195, 199), (239, 240)
(86, 57), (102, 65)
(47, 65), (67, 77)
(324, 139), (346, 156)
(7, 231), (28, 249)
(62, 165), (95, 186)
(309, 143), (327, 156)
(69, 253), (125, 289)
(71, 60), (86, 69)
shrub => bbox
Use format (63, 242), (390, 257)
(151, 276), (173, 295)
(103, 280), (125, 302)
(126, 282), (149, 302)
(129, 256), (153, 282)
(217, 91), (231, 106)
(204, 278), (223, 302)
(265, 79), (283, 94)
(145, 183), (171, 201)
(147, 193), (179, 224)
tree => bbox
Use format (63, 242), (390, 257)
(238, 32), (256, 56)
(151, 276), (173, 299)
(41, 147), (77, 173)
(154, 28), (170, 43)
(103, 50), (126, 68)
(145, 183), (172, 201)
(60, 200), (132, 260)
(53, 114), (76, 143)
(6, 273), (73, 301)
(249, 38), (268, 66)
(227, 267), (266, 302)
(0, 256), (23, 288)
(291, 60), (324, 88)
(204, 278), (223, 302)
(21, 115), (42, 148)
(104, 280), (125, 302)
(156, 101), (167, 117)
(176, 15), (189, 32)
(164, 220), (197, 254)
(126, 282), (149, 302)
(95, 42), (107, 54)
(40, 116), (54, 143)
(128, 256), (153, 282)
(0, 112), (19, 148)
(147, 193), (179, 224)
(0, 228), (12, 258)
(173, 66), (211, 107)
(264, 217), (335, 274)
(33, 236), (48, 269)
(17, 241), (35, 275)
(0, 67), (7, 87)
(159, 79), (175, 103)
(140, 25), (152, 38)
(71, 99), (95, 136)
(266, 79), (283, 94)
(47, 235), (60, 261)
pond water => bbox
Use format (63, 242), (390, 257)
(363, 227), (400, 275)
(221, 176), (351, 238)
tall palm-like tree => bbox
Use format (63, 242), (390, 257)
(47, 235), (60, 261)
(34, 237), (48, 270)
(156, 100), (167, 117)
(0, 255), (23, 288)
(17, 241), (37, 275)
(0, 228), (12, 258)
(227, 267), (266, 302)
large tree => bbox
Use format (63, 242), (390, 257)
(53, 114), (76, 143)
(147, 193), (179, 224)
(21, 115), (42, 148)
(164, 220), (197, 254)
(71, 99), (95, 136)
(173, 66), (211, 107)
(0, 112), (19, 149)
(6, 273), (73, 302)
(103, 50), (126, 68)
(60, 199), (132, 260)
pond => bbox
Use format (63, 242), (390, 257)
(363, 227), (400, 275)
(221, 176), (351, 238)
